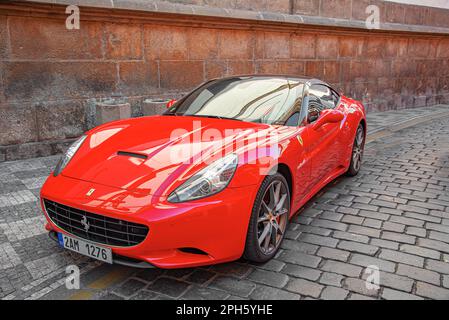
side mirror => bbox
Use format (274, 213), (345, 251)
(166, 99), (177, 108)
(312, 109), (344, 130)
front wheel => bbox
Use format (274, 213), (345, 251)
(243, 173), (290, 263)
(347, 124), (365, 177)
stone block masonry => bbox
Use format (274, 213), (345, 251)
(0, 0), (449, 161)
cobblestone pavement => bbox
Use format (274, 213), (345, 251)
(0, 156), (102, 300)
(366, 104), (449, 134)
(1, 108), (449, 300)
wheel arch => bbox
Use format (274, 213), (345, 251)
(359, 118), (367, 135)
(268, 162), (293, 198)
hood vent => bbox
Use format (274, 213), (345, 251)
(117, 151), (148, 160)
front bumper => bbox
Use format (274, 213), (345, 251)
(40, 174), (257, 269)
(47, 230), (155, 268)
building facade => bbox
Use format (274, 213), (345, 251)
(1, 0), (449, 161)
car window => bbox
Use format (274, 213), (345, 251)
(166, 77), (304, 126)
(331, 89), (340, 107)
(309, 84), (336, 110)
(307, 84), (338, 123)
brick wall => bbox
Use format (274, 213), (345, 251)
(1, 0), (449, 161)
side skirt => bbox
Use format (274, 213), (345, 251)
(290, 166), (347, 219)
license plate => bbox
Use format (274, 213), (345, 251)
(58, 233), (113, 264)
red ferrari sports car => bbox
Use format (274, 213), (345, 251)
(40, 75), (366, 269)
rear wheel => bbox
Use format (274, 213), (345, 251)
(347, 124), (365, 177)
(243, 173), (290, 263)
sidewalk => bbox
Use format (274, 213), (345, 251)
(366, 104), (449, 135)
(0, 104), (449, 300)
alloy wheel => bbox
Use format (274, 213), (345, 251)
(257, 180), (289, 255)
(352, 126), (365, 172)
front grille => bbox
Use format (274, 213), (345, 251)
(43, 199), (149, 247)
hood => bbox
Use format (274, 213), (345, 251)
(62, 115), (294, 196)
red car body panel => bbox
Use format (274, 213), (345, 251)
(41, 176), (257, 268)
(40, 80), (366, 268)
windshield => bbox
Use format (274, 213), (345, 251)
(165, 77), (304, 126)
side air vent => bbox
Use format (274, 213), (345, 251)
(117, 151), (148, 159)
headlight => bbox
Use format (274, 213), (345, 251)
(168, 153), (238, 203)
(53, 135), (87, 176)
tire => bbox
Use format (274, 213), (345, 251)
(347, 123), (365, 177)
(243, 173), (290, 263)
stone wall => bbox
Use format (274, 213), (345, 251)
(158, 0), (449, 28)
(1, 0), (449, 161)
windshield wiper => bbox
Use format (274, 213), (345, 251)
(164, 113), (244, 122)
(188, 115), (243, 121)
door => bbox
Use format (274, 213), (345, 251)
(305, 84), (342, 186)
(282, 80), (313, 209)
